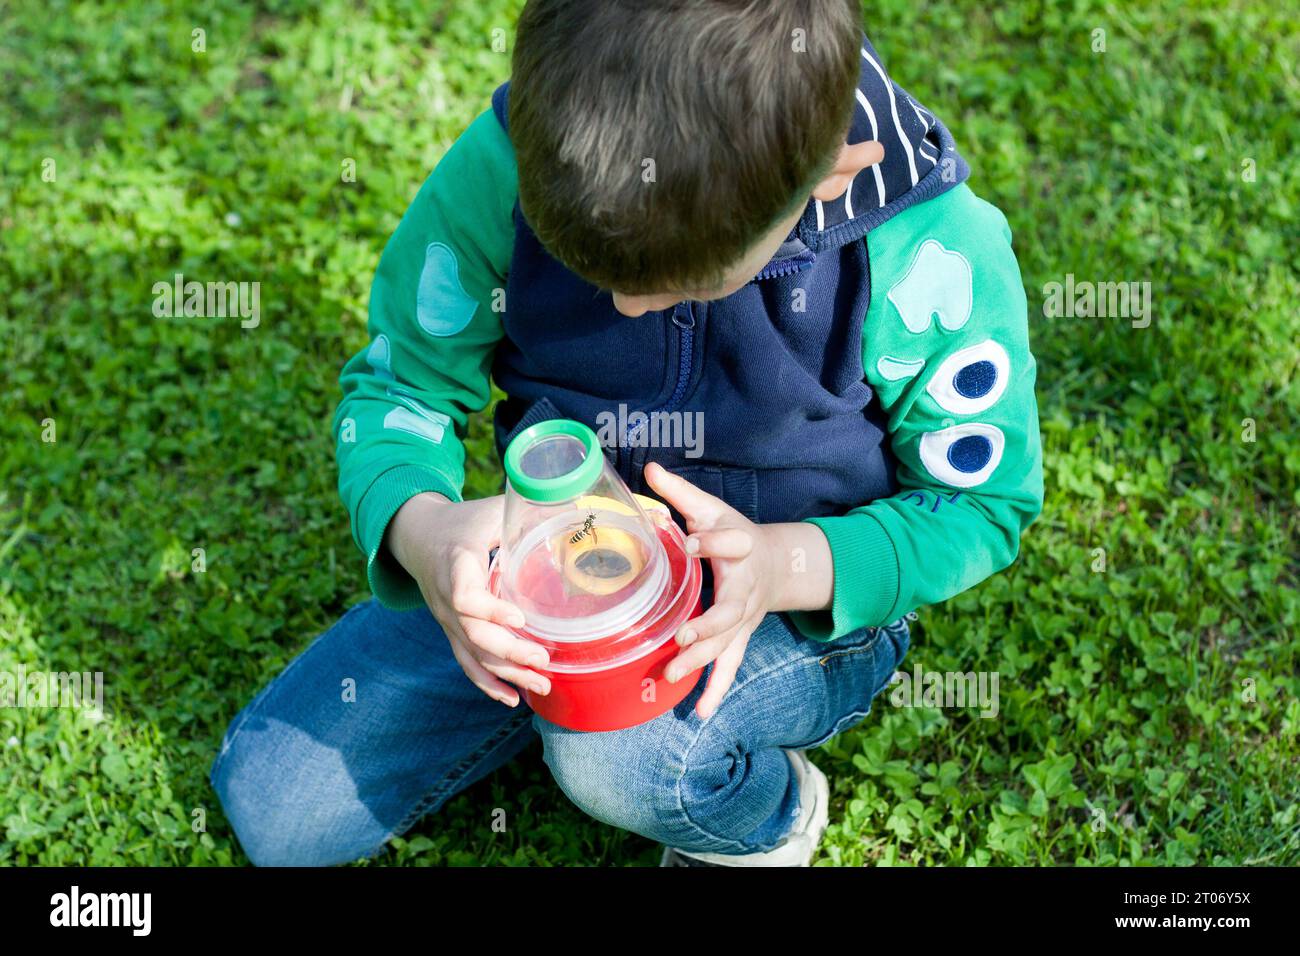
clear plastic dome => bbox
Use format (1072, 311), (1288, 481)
(498, 419), (669, 641)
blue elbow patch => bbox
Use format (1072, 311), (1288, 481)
(416, 242), (478, 337)
(947, 434), (993, 473)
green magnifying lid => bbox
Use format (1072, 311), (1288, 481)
(503, 418), (605, 503)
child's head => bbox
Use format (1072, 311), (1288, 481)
(510, 0), (880, 315)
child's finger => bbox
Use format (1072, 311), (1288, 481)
(447, 637), (520, 707)
(643, 461), (728, 530)
(696, 636), (748, 720)
(685, 528), (752, 560)
(462, 615), (550, 670)
(478, 651), (551, 697)
(665, 628), (738, 683)
(676, 599), (745, 646)
(449, 551), (527, 628)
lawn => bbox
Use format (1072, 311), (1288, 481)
(0, 0), (1296, 866)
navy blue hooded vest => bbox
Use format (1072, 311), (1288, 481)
(491, 37), (970, 525)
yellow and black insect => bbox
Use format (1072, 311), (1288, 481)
(569, 512), (598, 546)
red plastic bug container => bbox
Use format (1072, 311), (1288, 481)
(489, 419), (704, 731)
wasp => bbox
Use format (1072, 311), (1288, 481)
(570, 512), (598, 545)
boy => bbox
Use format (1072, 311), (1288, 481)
(211, 0), (1043, 867)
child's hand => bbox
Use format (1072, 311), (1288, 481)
(386, 492), (550, 707)
(643, 462), (788, 720)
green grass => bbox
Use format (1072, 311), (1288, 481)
(1, 0), (1297, 866)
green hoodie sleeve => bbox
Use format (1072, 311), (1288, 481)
(333, 109), (517, 609)
(789, 184), (1044, 641)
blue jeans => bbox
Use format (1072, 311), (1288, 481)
(209, 599), (910, 866)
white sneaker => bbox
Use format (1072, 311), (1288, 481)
(659, 749), (830, 867)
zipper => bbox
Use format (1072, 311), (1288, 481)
(752, 253), (815, 282)
(751, 241), (816, 283)
(624, 302), (696, 444)
(621, 241), (807, 450)
(664, 304), (696, 410)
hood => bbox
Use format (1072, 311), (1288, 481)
(793, 35), (970, 255)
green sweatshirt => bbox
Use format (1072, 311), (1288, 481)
(334, 109), (1043, 641)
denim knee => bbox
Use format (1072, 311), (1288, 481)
(210, 713), (389, 867)
(535, 716), (683, 839)
(535, 709), (795, 854)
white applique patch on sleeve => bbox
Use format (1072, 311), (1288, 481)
(918, 422), (1004, 488)
(383, 408), (445, 443)
(925, 340), (1009, 415)
(887, 239), (973, 334)
(876, 355), (926, 381)
(382, 388), (451, 444)
(416, 242), (479, 337)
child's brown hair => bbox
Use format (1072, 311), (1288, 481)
(509, 0), (861, 294)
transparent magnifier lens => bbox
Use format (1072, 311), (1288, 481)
(518, 434), (588, 481)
